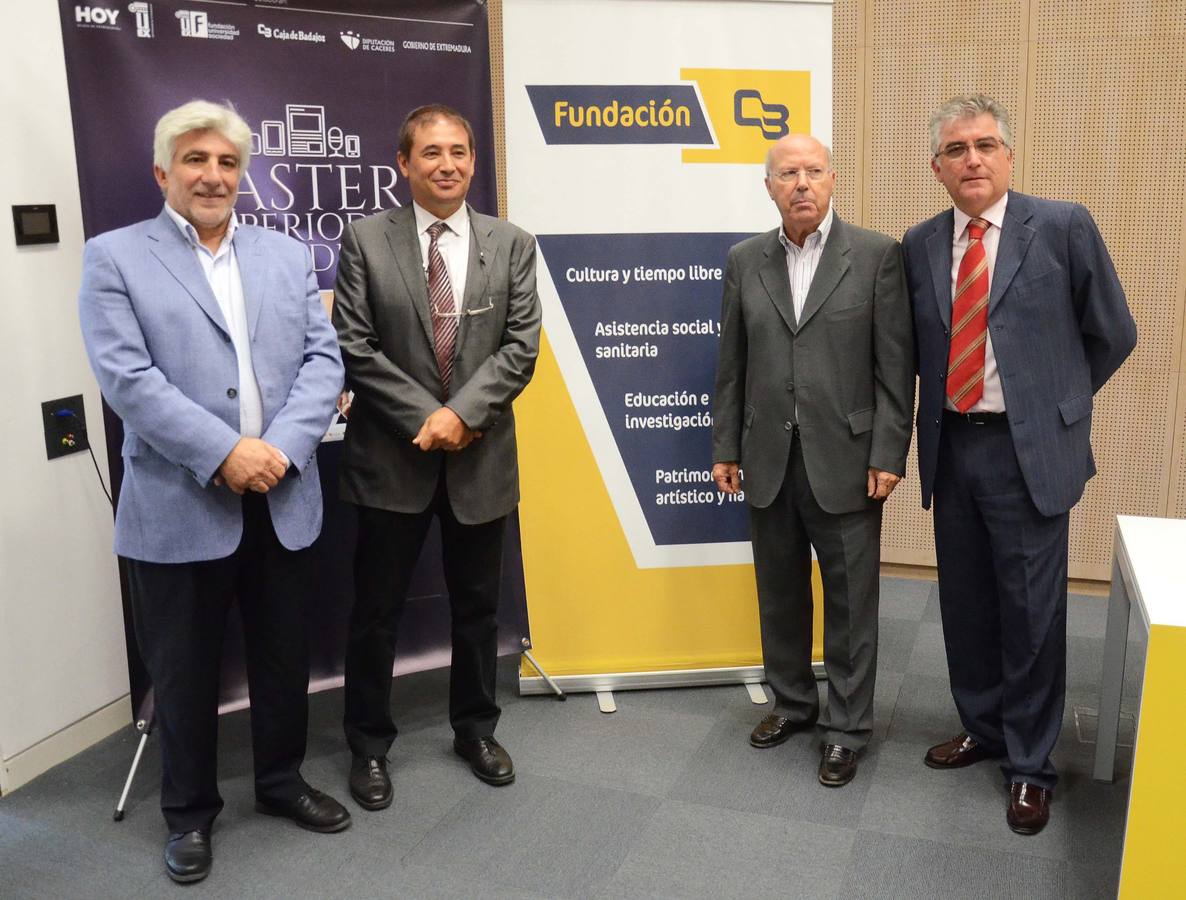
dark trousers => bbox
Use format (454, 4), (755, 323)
(933, 413), (1069, 790)
(343, 476), (506, 758)
(748, 434), (883, 751)
(124, 493), (312, 833)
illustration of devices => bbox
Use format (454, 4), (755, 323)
(286, 104), (327, 156)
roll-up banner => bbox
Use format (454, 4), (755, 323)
(504, 0), (833, 690)
(57, 0), (529, 720)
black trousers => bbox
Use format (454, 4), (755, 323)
(124, 493), (312, 833)
(343, 475), (506, 757)
(748, 434), (883, 752)
(933, 413), (1069, 790)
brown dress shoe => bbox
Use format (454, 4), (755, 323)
(924, 733), (999, 769)
(1007, 782), (1051, 835)
(749, 713), (805, 748)
(818, 744), (858, 787)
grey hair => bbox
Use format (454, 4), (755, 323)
(929, 94), (1013, 156)
(153, 99), (253, 171)
(764, 137), (834, 175)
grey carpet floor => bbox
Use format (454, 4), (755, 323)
(0, 577), (1144, 899)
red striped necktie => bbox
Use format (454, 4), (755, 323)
(426, 221), (458, 398)
(947, 217), (990, 413)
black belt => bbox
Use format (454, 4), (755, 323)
(943, 409), (1008, 425)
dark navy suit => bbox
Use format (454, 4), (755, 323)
(903, 190), (1135, 788)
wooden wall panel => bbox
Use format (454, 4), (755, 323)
(840, 0), (1186, 579)
(1026, 32), (1186, 575)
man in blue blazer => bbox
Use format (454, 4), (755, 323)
(79, 100), (348, 883)
(902, 95), (1136, 835)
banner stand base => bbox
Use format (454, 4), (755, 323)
(519, 638), (567, 701)
(519, 661), (826, 696)
(113, 717), (152, 822)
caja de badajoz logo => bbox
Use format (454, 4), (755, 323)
(526, 68), (810, 164)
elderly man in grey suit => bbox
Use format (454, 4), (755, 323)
(904, 95), (1136, 835)
(79, 100), (348, 884)
(712, 134), (914, 786)
(332, 105), (541, 807)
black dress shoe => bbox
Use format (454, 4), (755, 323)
(924, 732), (1001, 770)
(164, 830), (211, 884)
(818, 744), (858, 787)
(749, 713), (810, 748)
(453, 736), (515, 785)
(256, 787), (352, 833)
(349, 756), (393, 810)
(1007, 782), (1052, 835)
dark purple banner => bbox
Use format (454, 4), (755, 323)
(58, 0), (528, 720)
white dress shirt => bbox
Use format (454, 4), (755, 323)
(778, 203), (834, 324)
(948, 193), (1008, 413)
(164, 204), (264, 438)
(412, 201), (470, 312)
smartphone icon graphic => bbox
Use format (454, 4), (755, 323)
(260, 121), (285, 156)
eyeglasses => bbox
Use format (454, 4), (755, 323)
(770, 167), (830, 183)
(933, 138), (1010, 161)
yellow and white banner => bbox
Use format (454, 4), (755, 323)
(504, 0), (833, 688)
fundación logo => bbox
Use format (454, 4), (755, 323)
(526, 68), (810, 164)
(176, 9), (239, 40)
(74, 5), (121, 29)
(127, 1), (153, 38)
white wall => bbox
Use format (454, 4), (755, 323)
(0, 3), (130, 793)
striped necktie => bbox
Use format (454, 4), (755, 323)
(426, 220), (458, 398)
(947, 217), (990, 412)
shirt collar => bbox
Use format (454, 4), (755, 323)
(953, 191), (1008, 239)
(163, 202), (237, 254)
(412, 200), (469, 238)
(779, 203), (834, 252)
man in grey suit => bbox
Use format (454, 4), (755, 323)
(904, 95), (1136, 835)
(712, 134), (914, 786)
(332, 105), (541, 807)
(79, 100), (349, 884)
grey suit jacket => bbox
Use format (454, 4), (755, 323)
(903, 190), (1136, 516)
(332, 203), (541, 524)
(712, 214), (915, 514)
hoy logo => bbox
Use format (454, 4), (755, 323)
(75, 6), (120, 26)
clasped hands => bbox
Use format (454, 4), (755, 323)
(712, 462), (900, 500)
(215, 438), (288, 494)
(412, 407), (481, 452)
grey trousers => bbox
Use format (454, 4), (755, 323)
(748, 435), (883, 751)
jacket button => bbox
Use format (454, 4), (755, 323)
(785, 381), (794, 391)
(784, 421), (793, 431)
(227, 388), (238, 398)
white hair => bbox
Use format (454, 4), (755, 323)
(929, 94), (1014, 156)
(764, 137), (834, 175)
(153, 99), (252, 171)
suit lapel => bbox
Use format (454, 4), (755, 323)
(795, 216), (851, 332)
(758, 231), (796, 333)
(384, 206), (435, 350)
(232, 225), (266, 341)
(146, 209), (230, 337)
(989, 191), (1035, 314)
(925, 208), (955, 330)
(458, 207), (494, 349)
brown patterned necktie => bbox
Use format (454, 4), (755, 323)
(947, 217), (990, 412)
(426, 220), (458, 398)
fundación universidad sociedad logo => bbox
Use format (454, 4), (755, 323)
(526, 68), (810, 163)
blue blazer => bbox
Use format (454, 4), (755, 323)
(79, 208), (344, 563)
(903, 191), (1136, 517)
